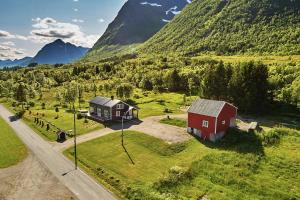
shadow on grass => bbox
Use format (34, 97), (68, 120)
(122, 144), (135, 165)
(195, 128), (265, 156)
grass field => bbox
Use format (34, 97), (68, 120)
(22, 109), (104, 141)
(0, 116), (27, 168)
(159, 117), (187, 128)
(64, 129), (300, 200)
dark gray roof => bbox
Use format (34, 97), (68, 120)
(188, 99), (226, 117)
(89, 96), (120, 108)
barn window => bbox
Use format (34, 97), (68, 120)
(202, 120), (209, 128)
(116, 111), (121, 117)
(117, 103), (124, 109)
(222, 120), (226, 125)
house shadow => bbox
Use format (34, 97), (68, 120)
(107, 119), (143, 131)
(194, 128), (265, 156)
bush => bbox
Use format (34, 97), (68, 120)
(28, 101), (35, 107)
(154, 166), (191, 190)
(15, 110), (25, 118)
(77, 113), (83, 119)
(41, 103), (46, 109)
(12, 101), (17, 107)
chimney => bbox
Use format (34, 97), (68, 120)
(111, 96), (114, 100)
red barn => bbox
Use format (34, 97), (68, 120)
(187, 99), (237, 142)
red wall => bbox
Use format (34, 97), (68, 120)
(188, 113), (216, 139)
(216, 103), (237, 133)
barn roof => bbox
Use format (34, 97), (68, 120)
(188, 99), (226, 117)
(89, 96), (121, 108)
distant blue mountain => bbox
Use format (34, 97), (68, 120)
(30, 39), (89, 64)
(0, 57), (32, 68)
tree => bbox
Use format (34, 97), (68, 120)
(164, 69), (181, 92)
(116, 83), (133, 99)
(55, 107), (59, 118)
(229, 61), (269, 113)
(200, 62), (231, 100)
(14, 83), (27, 110)
(92, 82), (97, 97)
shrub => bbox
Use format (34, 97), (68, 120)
(28, 101), (35, 107)
(41, 103), (46, 109)
(77, 113), (83, 119)
(154, 166), (192, 190)
(12, 101), (17, 107)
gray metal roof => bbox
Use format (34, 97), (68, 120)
(188, 99), (226, 117)
(89, 96), (120, 108)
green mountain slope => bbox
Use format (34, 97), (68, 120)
(84, 0), (189, 61)
(140, 0), (300, 55)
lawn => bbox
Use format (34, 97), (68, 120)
(132, 91), (196, 118)
(23, 109), (104, 141)
(0, 116), (27, 168)
(64, 129), (300, 200)
(159, 117), (187, 128)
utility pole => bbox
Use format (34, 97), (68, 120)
(121, 110), (130, 147)
(73, 103), (77, 170)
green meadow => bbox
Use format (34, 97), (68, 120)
(64, 129), (300, 200)
(0, 116), (27, 168)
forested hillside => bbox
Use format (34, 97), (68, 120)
(141, 0), (300, 55)
(85, 0), (189, 61)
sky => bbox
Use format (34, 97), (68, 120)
(0, 0), (126, 60)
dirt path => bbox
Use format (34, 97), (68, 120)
(0, 153), (75, 200)
(54, 114), (191, 151)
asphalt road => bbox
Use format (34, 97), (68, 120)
(0, 105), (117, 200)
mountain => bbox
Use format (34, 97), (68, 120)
(30, 39), (89, 64)
(140, 0), (300, 55)
(85, 0), (190, 60)
(0, 57), (32, 68)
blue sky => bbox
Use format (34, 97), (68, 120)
(0, 0), (125, 59)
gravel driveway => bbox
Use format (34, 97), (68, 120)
(54, 114), (191, 151)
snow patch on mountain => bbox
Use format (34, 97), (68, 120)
(140, 2), (162, 7)
(166, 6), (181, 15)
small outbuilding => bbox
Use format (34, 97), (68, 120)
(187, 99), (237, 142)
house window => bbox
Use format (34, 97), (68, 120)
(97, 108), (102, 117)
(116, 111), (121, 117)
(117, 103), (124, 109)
(202, 120), (209, 128)
(222, 120), (226, 125)
(104, 110), (109, 118)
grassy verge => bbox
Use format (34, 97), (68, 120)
(159, 117), (187, 128)
(64, 129), (300, 200)
(22, 109), (104, 141)
(0, 116), (27, 168)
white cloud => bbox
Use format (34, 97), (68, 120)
(0, 30), (27, 40)
(73, 0), (79, 2)
(29, 17), (99, 48)
(97, 18), (105, 23)
(0, 43), (25, 59)
(1, 41), (15, 46)
(72, 18), (84, 23)
(73, 8), (79, 12)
